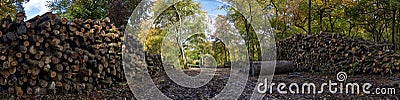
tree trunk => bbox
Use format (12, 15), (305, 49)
(392, 9), (396, 50)
(319, 11), (323, 32)
(308, 0), (312, 34)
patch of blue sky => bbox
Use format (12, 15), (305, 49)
(24, 0), (51, 20)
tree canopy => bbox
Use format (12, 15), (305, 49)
(0, 0), (28, 19)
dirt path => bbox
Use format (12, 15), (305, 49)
(1, 68), (399, 99)
(153, 68), (400, 99)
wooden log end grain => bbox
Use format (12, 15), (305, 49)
(15, 86), (23, 97)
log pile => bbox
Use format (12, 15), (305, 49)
(278, 33), (400, 75)
(145, 53), (164, 78)
(0, 12), (124, 96)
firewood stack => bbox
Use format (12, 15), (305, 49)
(0, 12), (124, 96)
(277, 33), (400, 75)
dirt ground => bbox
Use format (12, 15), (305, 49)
(1, 68), (400, 99)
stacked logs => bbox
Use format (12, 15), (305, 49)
(145, 53), (164, 78)
(278, 33), (400, 75)
(0, 12), (124, 96)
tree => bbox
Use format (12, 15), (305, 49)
(224, 5), (261, 61)
(47, 0), (141, 26)
(143, 0), (203, 69)
(0, 0), (28, 19)
(47, 0), (109, 20)
(257, 0), (399, 51)
(214, 15), (234, 64)
(184, 33), (208, 65)
(108, 0), (141, 27)
(255, 0), (312, 38)
(346, 0), (395, 43)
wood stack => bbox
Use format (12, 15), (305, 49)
(0, 12), (124, 96)
(145, 53), (164, 78)
(277, 33), (400, 75)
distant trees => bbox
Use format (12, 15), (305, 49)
(259, 0), (400, 50)
(225, 8), (261, 61)
(140, 0), (203, 68)
(346, 0), (400, 50)
(2, 0), (399, 50)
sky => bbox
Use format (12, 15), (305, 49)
(22, 0), (227, 20)
(24, 0), (51, 20)
(194, 0), (228, 17)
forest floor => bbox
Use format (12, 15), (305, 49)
(1, 68), (400, 99)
